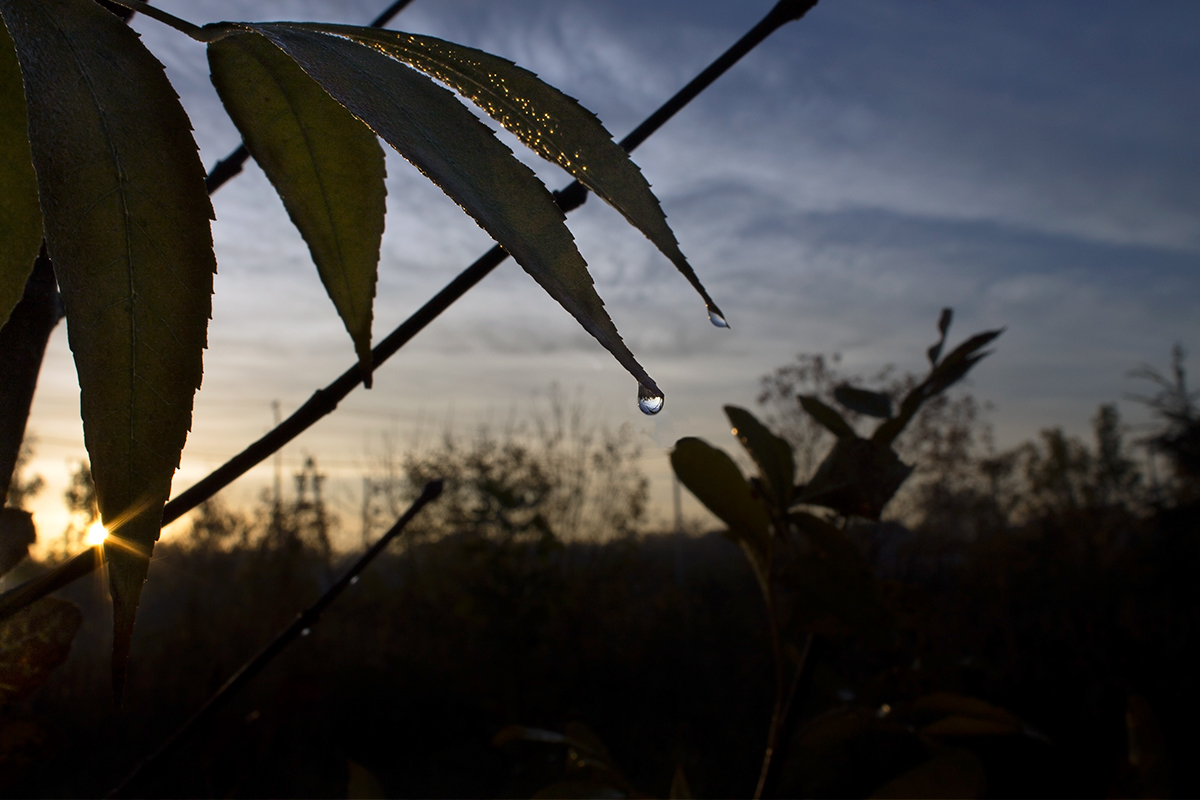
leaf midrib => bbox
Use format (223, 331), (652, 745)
(249, 35), (360, 312)
(36, 2), (142, 484)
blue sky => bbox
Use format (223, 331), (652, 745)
(21, 0), (1200, 540)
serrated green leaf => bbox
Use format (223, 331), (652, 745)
(243, 24), (659, 397)
(724, 405), (794, 509)
(208, 32), (386, 385)
(0, 0), (215, 695)
(670, 437), (771, 594)
(0, 17), (41, 328)
(298, 25), (724, 325)
(798, 394), (856, 439)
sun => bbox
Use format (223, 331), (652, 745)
(83, 521), (109, 547)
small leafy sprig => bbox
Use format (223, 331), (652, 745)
(671, 310), (1002, 797)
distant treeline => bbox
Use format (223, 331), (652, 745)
(0, 347), (1196, 798)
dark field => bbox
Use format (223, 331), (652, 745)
(3, 495), (1197, 798)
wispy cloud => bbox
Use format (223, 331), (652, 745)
(23, 0), (1195, 534)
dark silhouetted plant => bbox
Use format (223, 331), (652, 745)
(671, 310), (1003, 797)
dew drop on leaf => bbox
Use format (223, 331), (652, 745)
(707, 305), (729, 328)
(300, 627), (312, 637)
(638, 384), (665, 415)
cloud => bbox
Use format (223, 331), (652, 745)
(20, 0), (1192, 531)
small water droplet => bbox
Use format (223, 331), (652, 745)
(707, 305), (729, 328)
(637, 384), (665, 415)
(300, 627), (311, 637)
(349, 575), (359, 585)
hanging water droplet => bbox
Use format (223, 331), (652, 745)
(638, 384), (665, 415)
(300, 627), (311, 637)
(707, 305), (729, 328)
(349, 575), (359, 585)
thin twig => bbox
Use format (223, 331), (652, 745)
(102, 0), (208, 40)
(0, 0), (821, 623)
(759, 632), (816, 797)
(619, 0), (819, 153)
(780, 632), (816, 731)
(754, 581), (788, 800)
(106, 479), (443, 799)
(367, 0), (416, 28)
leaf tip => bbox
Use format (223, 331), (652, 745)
(937, 307), (953, 337)
(105, 538), (153, 704)
(359, 350), (374, 389)
(110, 585), (139, 703)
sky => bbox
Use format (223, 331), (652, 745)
(18, 0), (1200, 546)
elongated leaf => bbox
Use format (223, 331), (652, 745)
(921, 715), (1020, 738)
(492, 725), (568, 748)
(927, 306), (952, 366)
(796, 436), (912, 518)
(670, 765), (693, 800)
(907, 692), (1030, 741)
(0, 0), (215, 695)
(870, 749), (985, 800)
(242, 24), (659, 397)
(925, 329), (1002, 396)
(833, 385), (893, 419)
(724, 405), (793, 509)
(208, 32), (386, 385)
(670, 437), (770, 594)
(873, 328), (1003, 446)
(798, 394), (856, 439)
(0, 17), (41, 328)
(297, 24), (725, 324)
(0, 508), (34, 578)
(937, 306), (953, 336)
(785, 709), (887, 798)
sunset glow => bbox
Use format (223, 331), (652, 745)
(83, 522), (109, 547)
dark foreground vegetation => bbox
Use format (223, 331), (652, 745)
(1, 342), (1198, 798)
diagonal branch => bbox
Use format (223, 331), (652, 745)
(106, 479), (444, 799)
